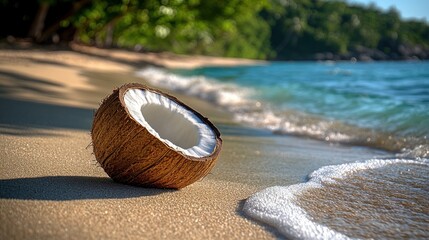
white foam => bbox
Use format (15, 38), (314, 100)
(397, 144), (429, 159)
(136, 67), (251, 107)
(243, 158), (429, 239)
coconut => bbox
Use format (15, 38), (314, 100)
(91, 83), (222, 189)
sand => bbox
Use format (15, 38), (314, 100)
(0, 45), (387, 239)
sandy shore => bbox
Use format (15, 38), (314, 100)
(0, 46), (386, 239)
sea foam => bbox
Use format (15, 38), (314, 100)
(243, 158), (428, 239)
(136, 67), (252, 107)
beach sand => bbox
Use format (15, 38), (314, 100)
(0, 45), (388, 239)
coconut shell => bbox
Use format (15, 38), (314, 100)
(91, 83), (222, 189)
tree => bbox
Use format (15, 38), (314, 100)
(1, 0), (428, 60)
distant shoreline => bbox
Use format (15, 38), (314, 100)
(1, 42), (427, 81)
(0, 42), (266, 70)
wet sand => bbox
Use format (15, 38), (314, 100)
(0, 46), (389, 239)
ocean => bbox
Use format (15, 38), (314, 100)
(136, 61), (429, 239)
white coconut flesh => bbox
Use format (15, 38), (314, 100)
(124, 89), (217, 158)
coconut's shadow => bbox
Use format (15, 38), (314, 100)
(0, 176), (172, 201)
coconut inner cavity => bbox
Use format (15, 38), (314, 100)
(140, 103), (199, 149)
(124, 88), (217, 158)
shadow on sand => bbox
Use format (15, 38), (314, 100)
(0, 66), (96, 136)
(0, 97), (93, 135)
(0, 176), (172, 201)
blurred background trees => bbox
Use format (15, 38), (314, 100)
(1, 0), (428, 60)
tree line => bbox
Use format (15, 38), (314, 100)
(1, 0), (428, 60)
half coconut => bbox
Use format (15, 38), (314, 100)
(91, 83), (222, 189)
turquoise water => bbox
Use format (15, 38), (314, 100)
(137, 61), (429, 239)
(180, 61), (429, 137)
(137, 61), (429, 157)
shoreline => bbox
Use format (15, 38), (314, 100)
(1, 43), (265, 70)
(4, 42), (428, 64)
(0, 47), (392, 239)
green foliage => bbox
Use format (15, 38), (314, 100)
(3, 0), (428, 59)
(264, 0), (429, 59)
(72, 0), (271, 59)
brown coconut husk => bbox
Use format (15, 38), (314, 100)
(91, 83), (222, 189)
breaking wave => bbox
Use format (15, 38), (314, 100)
(136, 66), (429, 158)
(243, 158), (429, 239)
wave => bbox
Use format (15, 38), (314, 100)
(243, 158), (429, 239)
(136, 66), (252, 107)
(136, 67), (429, 158)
